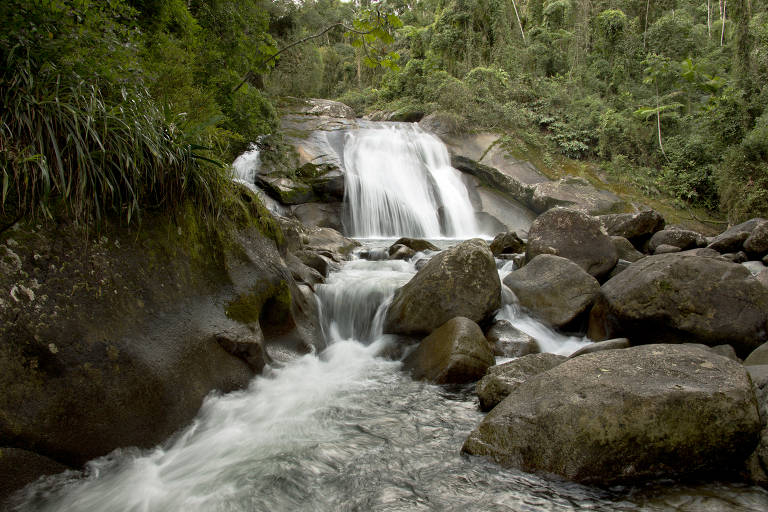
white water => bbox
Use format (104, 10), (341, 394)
(344, 125), (479, 238)
(230, 145), (287, 215)
(12, 246), (768, 512)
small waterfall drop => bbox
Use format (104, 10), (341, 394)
(343, 124), (478, 238)
(230, 145), (286, 216)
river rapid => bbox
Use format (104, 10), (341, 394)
(11, 240), (768, 512)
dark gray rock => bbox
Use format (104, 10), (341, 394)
(654, 244), (682, 254)
(709, 344), (740, 362)
(722, 251), (748, 263)
(291, 202), (343, 231)
(463, 344), (761, 484)
(285, 253), (324, 289)
(709, 218), (766, 253)
(599, 210), (665, 247)
(588, 253), (768, 357)
(529, 176), (629, 216)
(490, 232), (526, 256)
(525, 207), (618, 279)
(485, 320), (538, 358)
(384, 239), (501, 336)
(0, 448), (70, 503)
(568, 338), (631, 358)
(391, 237), (439, 253)
(295, 250), (335, 277)
(389, 244), (416, 260)
(745, 221), (768, 256)
(403, 317), (494, 384)
(215, 327), (270, 373)
(606, 259), (632, 279)
(476, 353), (566, 411)
(649, 229), (706, 253)
(504, 255), (600, 328)
(611, 236), (644, 262)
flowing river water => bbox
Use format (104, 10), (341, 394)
(10, 124), (768, 511)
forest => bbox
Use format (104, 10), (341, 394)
(2, 0), (767, 225)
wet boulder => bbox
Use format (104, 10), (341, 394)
(215, 327), (270, 373)
(598, 210), (665, 248)
(403, 317), (494, 384)
(476, 353), (566, 411)
(588, 253), (768, 357)
(384, 239), (501, 336)
(505, 255), (600, 329)
(485, 320), (538, 358)
(490, 231), (526, 256)
(463, 344), (761, 484)
(648, 228), (706, 253)
(391, 237), (439, 253)
(525, 208), (617, 280)
(388, 244), (416, 260)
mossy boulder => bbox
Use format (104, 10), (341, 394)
(476, 353), (566, 411)
(588, 253), (768, 357)
(384, 239), (500, 336)
(403, 317), (494, 384)
(463, 344), (761, 484)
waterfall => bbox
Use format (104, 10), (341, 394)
(230, 145), (287, 216)
(343, 124), (478, 238)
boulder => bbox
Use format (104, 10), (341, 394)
(744, 365), (768, 487)
(648, 228), (706, 253)
(744, 220), (768, 256)
(678, 247), (724, 258)
(504, 255), (600, 329)
(215, 328), (270, 373)
(0, 448), (70, 503)
(588, 253), (768, 357)
(295, 250), (335, 277)
(723, 251), (748, 263)
(476, 353), (566, 411)
(525, 208), (617, 280)
(745, 343), (768, 366)
(291, 202), (343, 232)
(463, 344), (761, 484)
(391, 237), (439, 253)
(485, 320), (538, 358)
(611, 236), (644, 262)
(598, 210), (665, 247)
(384, 239), (501, 336)
(709, 344), (740, 362)
(403, 317), (494, 384)
(654, 244), (682, 255)
(606, 259), (632, 279)
(708, 218), (766, 254)
(490, 231), (526, 256)
(388, 244), (416, 260)
(303, 98), (356, 119)
(285, 253), (324, 289)
(255, 175), (316, 205)
(743, 261), (767, 276)
(568, 338), (631, 358)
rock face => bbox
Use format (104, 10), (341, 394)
(588, 253), (768, 357)
(648, 228), (706, 253)
(504, 255), (600, 329)
(525, 207), (618, 279)
(463, 344), (761, 484)
(529, 177), (629, 216)
(476, 353), (566, 411)
(403, 317), (494, 384)
(384, 239), (501, 336)
(490, 231), (526, 256)
(599, 210), (665, 247)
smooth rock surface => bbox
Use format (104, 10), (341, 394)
(709, 218), (765, 253)
(599, 210), (665, 247)
(611, 236), (644, 262)
(476, 353), (566, 411)
(745, 220), (768, 256)
(588, 253), (768, 357)
(463, 344), (761, 484)
(384, 239), (501, 336)
(485, 320), (539, 358)
(745, 343), (768, 366)
(403, 317), (495, 384)
(525, 207), (618, 279)
(490, 231), (526, 256)
(649, 229), (706, 253)
(504, 254), (600, 328)
(568, 338), (631, 358)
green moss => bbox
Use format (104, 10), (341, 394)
(260, 281), (292, 328)
(225, 280), (292, 327)
(225, 294), (264, 324)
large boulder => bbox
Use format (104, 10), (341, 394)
(708, 218), (766, 254)
(745, 220), (768, 257)
(611, 236), (644, 262)
(588, 253), (768, 357)
(462, 344), (761, 484)
(504, 255), (600, 329)
(391, 237), (439, 253)
(291, 202), (343, 232)
(745, 343), (768, 366)
(403, 317), (494, 384)
(476, 353), (566, 411)
(598, 210), (665, 248)
(648, 228), (706, 253)
(384, 239), (501, 336)
(568, 338), (631, 358)
(525, 207), (618, 280)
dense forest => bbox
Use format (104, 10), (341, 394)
(2, 0), (767, 225)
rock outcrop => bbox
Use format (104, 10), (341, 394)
(463, 344), (761, 484)
(476, 353), (566, 411)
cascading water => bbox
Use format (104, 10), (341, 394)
(230, 144), (287, 216)
(343, 124), (479, 238)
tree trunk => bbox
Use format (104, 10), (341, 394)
(721, 0), (727, 47)
(511, 0), (526, 43)
(644, 0), (651, 49)
(707, 0), (712, 40)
